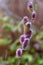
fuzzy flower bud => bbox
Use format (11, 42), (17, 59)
(19, 34), (26, 44)
(25, 22), (31, 28)
(26, 29), (32, 39)
(24, 22), (31, 35)
(22, 38), (30, 50)
(32, 11), (36, 20)
(23, 16), (29, 24)
(27, 2), (33, 11)
(16, 48), (22, 58)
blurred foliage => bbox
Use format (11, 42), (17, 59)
(0, 38), (10, 46)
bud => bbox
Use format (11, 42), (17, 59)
(32, 11), (36, 20)
(27, 2), (33, 11)
(16, 48), (22, 58)
(23, 16), (29, 24)
(25, 22), (31, 28)
(26, 29), (32, 39)
(19, 34), (26, 44)
(22, 38), (30, 50)
(24, 22), (31, 34)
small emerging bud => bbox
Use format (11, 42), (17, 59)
(23, 16), (29, 24)
(32, 11), (36, 20)
(22, 38), (30, 50)
(16, 48), (22, 58)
